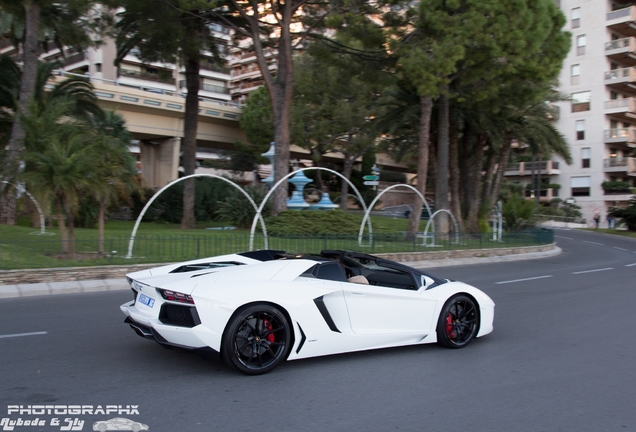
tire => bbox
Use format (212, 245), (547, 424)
(436, 295), (479, 349)
(222, 304), (291, 375)
(98, 425), (107, 432)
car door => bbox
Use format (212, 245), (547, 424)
(343, 270), (438, 335)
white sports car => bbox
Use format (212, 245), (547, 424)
(121, 250), (494, 375)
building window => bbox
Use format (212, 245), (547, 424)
(95, 63), (102, 73)
(581, 147), (590, 168)
(571, 64), (580, 85)
(571, 176), (590, 197)
(576, 120), (585, 140)
(572, 7), (581, 28)
(577, 35), (586, 55)
(572, 91), (591, 112)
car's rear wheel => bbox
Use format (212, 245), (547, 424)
(222, 304), (291, 375)
(436, 295), (479, 348)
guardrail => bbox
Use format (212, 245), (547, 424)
(534, 214), (586, 224)
(0, 230), (554, 270)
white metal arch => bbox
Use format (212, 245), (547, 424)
(249, 167), (371, 250)
(422, 209), (460, 247)
(1, 181), (46, 235)
(126, 174), (268, 259)
(358, 183), (434, 246)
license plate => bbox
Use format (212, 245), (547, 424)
(138, 293), (155, 308)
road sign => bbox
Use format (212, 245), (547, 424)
(363, 181), (379, 186)
(363, 175), (379, 181)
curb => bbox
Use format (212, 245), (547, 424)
(0, 279), (129, 299)
(0, 244), (561, 299)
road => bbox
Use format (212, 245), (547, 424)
(1, 229), (635, 431)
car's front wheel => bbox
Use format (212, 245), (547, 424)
(222, 304), (291, 375)
(436, 295), (479, 348)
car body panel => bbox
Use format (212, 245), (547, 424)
(120, 250), (495, 366)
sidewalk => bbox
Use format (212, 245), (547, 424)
(0, 245), (561, 299)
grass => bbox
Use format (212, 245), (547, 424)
(581, 228), (636, 239)
(0, 215), (552, 270)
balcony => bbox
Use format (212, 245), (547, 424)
(605, 98), (636, 121)
(604, 128), (636, 147)
(504, 161), (560, 177)
(119, 69), (175, 85)
(524, 188), (558, 203)
(178, 80), (230, 95)
(606, 37), (636, 66)
(607, 6), (636, 37)
(604, 157), (636, 175)
(605, 67), (636, 93)
(199, 60), (230, 74)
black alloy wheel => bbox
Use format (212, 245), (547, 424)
(436, 295), (479, 349)
(222, 304), (291, 375)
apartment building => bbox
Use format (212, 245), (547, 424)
(548, 0), (636, 224)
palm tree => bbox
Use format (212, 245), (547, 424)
(21, 98), (99, 257)
(0, 55), (104, 227)
(91, 111), (139, 255)
(0, 0), (98, 224)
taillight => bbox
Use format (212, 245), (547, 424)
(156, 288), (195, 304)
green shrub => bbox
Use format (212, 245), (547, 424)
(265, 210), (364, 236)
(129, 178), (236, 223)
(215, 185), (270, 228)
(502, 193), (537, 231)
(610, 197), (636, 231)
(602, 180), (631, 192)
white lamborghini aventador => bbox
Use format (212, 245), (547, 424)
(121, 250), (494, 375)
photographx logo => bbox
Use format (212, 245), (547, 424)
(1, 405), (146, 431)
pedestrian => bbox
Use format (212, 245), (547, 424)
(594, 214), (600, 229)
(607, 215), (615, 229)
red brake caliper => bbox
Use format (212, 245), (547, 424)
(445, 314), (455, 339)
(263, 319), (275, 342)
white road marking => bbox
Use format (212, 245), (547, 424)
(583, 241), (605, 246)
(555, 235), (573, 240)
(572, 268), (613, 274)
(496, 275), (553, 285)
(0, 331), (47, 339)
(625, 263), (636, 267)
(614, 247), (629, 251)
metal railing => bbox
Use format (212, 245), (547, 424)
(608, 7), (632, 21)
(0, 230), (554, 270)
(606, 38), (632, 51)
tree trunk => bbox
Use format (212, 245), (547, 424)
(1, 1), (41, 225)
(465, 133), (487, 232)
(489, 136), (513, 207)
(56, 198), (69, 254)
(448, 114), (464, 233)
(64, 201), (76, 259)
(536, 152), (542, 205)
(436, 92), (449, 233)
(98, 200), (106, 256)
(407, 95), (433, 237)
(180, 53), (200, 229)
(341, 155), (354, 211)
(480, 148), (497, 213)
(271, 49), (293, 216)
(311, 148), (324, 191)
(459, 123), (472, 220)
